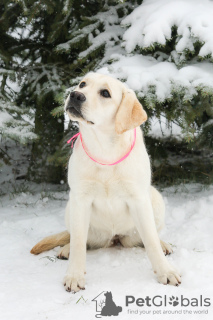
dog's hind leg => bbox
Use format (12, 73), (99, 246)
(160, 240), (173, 255)
(120, 233), (173, 255)
(119, 230), (143, 248)
(57, 243), (70, 260)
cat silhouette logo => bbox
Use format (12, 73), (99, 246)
(92, 291), (122, 318)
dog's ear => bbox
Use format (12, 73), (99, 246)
(115, 90), (147, 134)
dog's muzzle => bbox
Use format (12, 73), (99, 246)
(66, 91), (86, 118)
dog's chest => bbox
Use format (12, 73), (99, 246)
(89, 178), (136, 234)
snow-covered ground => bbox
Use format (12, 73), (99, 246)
(1, 184), (213, 320)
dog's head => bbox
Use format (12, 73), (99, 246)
(65, 72), (147, 134)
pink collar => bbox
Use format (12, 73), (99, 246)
(67, 128), (137, 166)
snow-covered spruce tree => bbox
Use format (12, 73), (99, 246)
(0, 1), (37, 171)
(0, 0), (66, 182)
(1, 0), (116, 183)
(108, 0), (213, 184)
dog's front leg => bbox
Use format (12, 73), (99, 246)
(64, 195), (91, 292)
(129, 194), (181, 286)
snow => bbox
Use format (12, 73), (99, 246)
(98, 55), (213, 104)
(122, 0), (213, 58)
(1, 184), (213, 319)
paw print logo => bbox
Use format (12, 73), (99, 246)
(169, 296), (179, 307)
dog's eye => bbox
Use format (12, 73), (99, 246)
(79, 82), (86, 88)
(100, 89), (111, 98)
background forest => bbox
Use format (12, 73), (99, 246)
(1, 0), (213, 193)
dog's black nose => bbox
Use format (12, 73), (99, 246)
(70, 91), (86, 102)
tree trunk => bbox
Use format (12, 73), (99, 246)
(28, 92), (64, 183)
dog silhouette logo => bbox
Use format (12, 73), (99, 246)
(92, 291), (122, 318)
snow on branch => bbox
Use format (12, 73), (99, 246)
(0, 99), (37, 144)
(99, 54), (213, 104)
(56, 1), (132, 62)
(122, 0), (213, 59)
(23, 64), (64, 98)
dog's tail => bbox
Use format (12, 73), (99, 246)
(30, 231), (70, 255)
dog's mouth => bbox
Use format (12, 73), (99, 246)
(67, 105), (83, 118)
(66, 105), (94, 125)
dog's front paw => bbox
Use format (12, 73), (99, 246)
(63, 273), (85, 293)
(156, 266), (181, 286)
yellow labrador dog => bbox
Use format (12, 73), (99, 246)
(31, 72), (181, 292)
